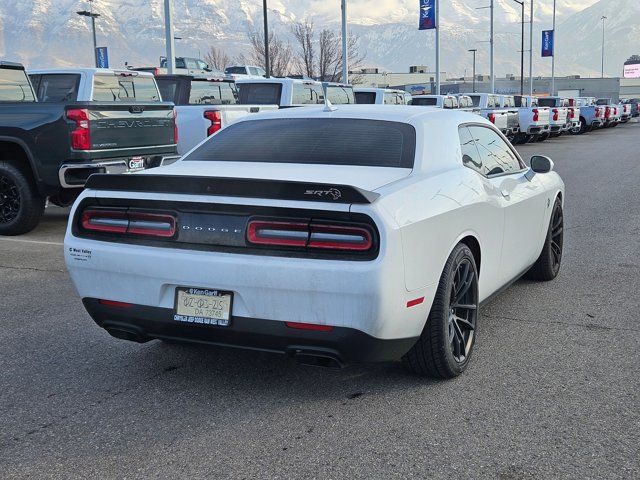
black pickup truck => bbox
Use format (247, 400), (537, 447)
(0, 62), (178, 235)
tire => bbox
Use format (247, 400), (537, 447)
(578, 119), (588, 134)
(403, 243), (479, 379)
(538, 132), (550, 142)
(525, 198), (564, 282)
(0, 161), (45, 236)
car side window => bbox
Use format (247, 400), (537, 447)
(467, 126), (524, 176)
(458, 126), (483, 174)
(292, 83), (319, 105)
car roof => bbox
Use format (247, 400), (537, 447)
(354, 87), (404, 94)
(235, 77), (321, 85)
(28, 68), (154, 77)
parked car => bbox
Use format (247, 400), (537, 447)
(464, 93), (514, 139)
(235, 78), (324, 107)
(155, 74), (278, 155)
(512, 95), (550, 144)
(456, 95), (480, 114)
(224, 65), (267, 78)
(354, 88), (410, 105)
(576, 97), (604, 132)
(565, 98), (582, 135)
(624, 98), (640, 117)
(131, 57), (215, 76)
(496, 95), (521, 142)
(0, 63), (177, 235)
(410, 94), (459, 109)
(537, 97), (570, 137)
(64, 105), (565, 379)
(322, 82), (356, 105)
(618, 101), (632, 123)
(596, 98), (620, 127)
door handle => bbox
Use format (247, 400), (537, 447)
(501, 190), (510, 198)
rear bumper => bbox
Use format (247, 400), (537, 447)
(526, 124), (550, 135)
(549, 125), (562, 133)
(83, 298), (418, 365)
(59, 155), (181, 188)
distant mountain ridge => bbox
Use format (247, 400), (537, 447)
(0, 0), (637, 78)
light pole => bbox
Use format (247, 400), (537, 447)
(551, 0), (556, 95)
(490, 0), (494, 93)
(76, 0), (100, 68)
(435, 0), (441, 95)
(341, 0), (348, 84)
(263, 0), (270, 77)
(468, 49), (477, 92)
(510, 0), (525, 95)
(601, 16), (607, 78)
(163, 0), (176, 74)
(529, 0), (534, 96)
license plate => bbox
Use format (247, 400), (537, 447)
(173, 287), (232, 326)
(128, 157), (146, 171)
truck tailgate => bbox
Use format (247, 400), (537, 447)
(81, 103), (175, 151)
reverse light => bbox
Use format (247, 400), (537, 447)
(67, 108), (91, 150)
(308, 224), (372, 251)
(247, 220), (309, 247)
(204, 110), (222, 136)
(81, 209), (176, 238)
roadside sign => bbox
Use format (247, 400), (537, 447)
(96, 47), (109, 68)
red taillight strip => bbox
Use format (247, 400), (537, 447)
(247, 220), (309, 247)
(285, 322), (334, 332)
(81, 209), (176, 238)
(308, 224), (372, 251)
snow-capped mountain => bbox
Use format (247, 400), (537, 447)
(0, 0), (637, 78)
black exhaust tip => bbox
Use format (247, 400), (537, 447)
(289, 349), (344, 369)
(105, 326), (149, 343)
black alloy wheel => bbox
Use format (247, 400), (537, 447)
(549, 200), (564, 272)
(0, 174), (20, 225)
(525, 197), (564, 281)
(448, 257), (478, 363)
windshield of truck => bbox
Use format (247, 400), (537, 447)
(0, 68), (36, 102)
(237, 83), (282, 105)
(189, 80), (237, 105)
(92, 74), (161, 102)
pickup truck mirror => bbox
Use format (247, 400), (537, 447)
(530, 155), (554, 174)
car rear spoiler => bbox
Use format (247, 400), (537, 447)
(84, 174), (380, 204)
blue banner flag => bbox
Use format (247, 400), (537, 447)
(419, 0), (436, 30)
(541, 30), (554, 57)
(96, 46), (109, 68)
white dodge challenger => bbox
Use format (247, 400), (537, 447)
(64, 105), (565, 378)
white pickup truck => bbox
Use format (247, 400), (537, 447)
(409, 94), (459, 109)
(537, 97), (570, 137)
(464, 93), (514, 138)
(497, 96), (522, 142)
(596, 98), (620, 127)
(236, 78), (326, 107)
(354, 88), (411, 105)
(155, 74), (277, 155)
(512, 95), (550, 144)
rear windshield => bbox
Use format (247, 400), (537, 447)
(325, 85), (356, 104)
(355, 91), (376, 104)
(30, 74), (80, 102)
(225, 67), (247, 75)
(237, 83), (282, 104)
(189, 80), (237, 105)
(537, 98), (556, 107)
(0, 67), (35, 102)
(469, 95), (481, 107)
(92, 74), (161, 102)
(411, 97), (437, 106)
(186, 118), (416, 168)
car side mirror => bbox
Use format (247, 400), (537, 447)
(530, 155), (554, 174)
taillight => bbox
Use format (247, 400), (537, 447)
(605, 107), (611, 119)
(246, 219), (373, 252)
(173, 109), (179, 143)
(204, 110), (222, 136)
(532, 108), (539, 122)
(488, 113), (496, 123)
(67, 108), (91, 150)
(552, 108), (559, 121)
(595, 107), (601, 118)
(81, 209), (176, 238)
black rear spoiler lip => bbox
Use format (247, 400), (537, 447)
(84, 174), (380, 205)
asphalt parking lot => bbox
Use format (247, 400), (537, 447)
(1, 122), (639, 479)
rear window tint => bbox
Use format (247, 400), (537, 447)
(189, 81), (237, 105)
(30, 74), (80, 102)
(186, 118), (416, 168)
(411, 97), (437, 106)
(325, 85), (355, 104)
(92, 75), (160, 102)
(237, 83), (282, 104)
(156, 78), (179, 103)
(355, 92), (376, 104)
(0, 68), (35, 102)
(538, 98), (556, 107)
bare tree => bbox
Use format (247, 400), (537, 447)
(245, 29), (292, 77)
(291, 19), (315, 78)
(290, 21), (365, 83)
(204, 46), (231, 71)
